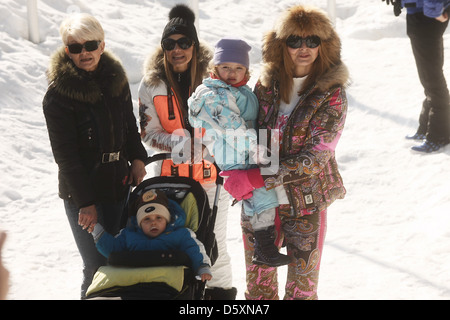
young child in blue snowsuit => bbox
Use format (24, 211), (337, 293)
(91, 189), (212, 281)
(188, 38), (291, 267)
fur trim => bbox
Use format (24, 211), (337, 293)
(142, 42), (212, 88)
(315, 62), (349, 92)
(274, 5), (335, 40)
(46, 47), (128, 104)
(260, 5), (349, 92)
(259, 59), (349, 94)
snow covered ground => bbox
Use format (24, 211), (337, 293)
(1, 0), (449, 300)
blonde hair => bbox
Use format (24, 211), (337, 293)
(59, 13), (105, 45)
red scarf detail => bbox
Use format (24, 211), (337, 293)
(210, 73), (248, 88)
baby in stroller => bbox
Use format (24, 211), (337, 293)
(90, 189), (212, 282)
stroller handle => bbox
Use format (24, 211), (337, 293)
(143, 153), (171, 166)
(143, 153), (223, 185)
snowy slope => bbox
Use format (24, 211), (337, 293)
(0, 0), (449, 300)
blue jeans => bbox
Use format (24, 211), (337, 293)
(64, 199), (126, 299)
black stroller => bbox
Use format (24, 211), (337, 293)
(85, 153), (222, 300)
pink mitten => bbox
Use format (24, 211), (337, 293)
(219, 168), (265, 201)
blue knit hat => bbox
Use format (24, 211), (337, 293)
(213, 38), (251, 68)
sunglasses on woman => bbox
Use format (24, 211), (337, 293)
(162, 37), (193, 51)
(67, 40), (101, 54)
(286, 35), (321, 49)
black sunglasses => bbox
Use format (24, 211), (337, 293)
(161, 37), (193, 51)
(67, 40), (101, 54)
(286, 35), (321, 49)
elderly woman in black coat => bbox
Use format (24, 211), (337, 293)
(43, 13), (147, 299)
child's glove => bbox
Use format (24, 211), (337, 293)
(91, 224), (104, 243)
(219, 168), (265, 201)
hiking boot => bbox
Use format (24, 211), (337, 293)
(405, 132), (426, 140)
(252, 226), (292, 267)
(411, 139), (447, 153)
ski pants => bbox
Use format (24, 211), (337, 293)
(64, 198), (125, 299)
(241, 205), (327, 300)
(407, 11), (450, 144)
(204, 183), (233, 289)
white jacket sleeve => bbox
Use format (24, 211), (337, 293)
(138, 79), (181, 152)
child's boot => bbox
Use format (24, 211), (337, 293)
(252, 226), (292, 267)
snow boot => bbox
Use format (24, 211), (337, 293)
(405, 132), (426, 140)
(411, 139), (447, 153)
(252, 226), (292, 267)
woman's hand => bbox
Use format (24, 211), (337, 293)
(78, 205), (98, 233)
(129, 159), (147, 186)
(436, 12), (449, 22)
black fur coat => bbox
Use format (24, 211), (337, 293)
(43, 48), (147, 208)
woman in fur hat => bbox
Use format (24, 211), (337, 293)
(225, 5), (349, 299)
(138, 4), (235, 299)
(43, 13), (148, 299)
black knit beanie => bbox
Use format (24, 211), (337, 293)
(161, 4), (199, 50)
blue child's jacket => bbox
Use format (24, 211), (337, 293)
(95, 199), (211, 275)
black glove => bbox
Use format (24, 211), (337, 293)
(382, 0), (402, 16)
(393, 0), (402, 16)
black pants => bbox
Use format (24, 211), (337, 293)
(407, 12), (450, 144)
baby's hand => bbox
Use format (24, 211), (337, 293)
(200, 273), (212, 282)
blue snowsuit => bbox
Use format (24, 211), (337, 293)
(94, 199), (211, 276)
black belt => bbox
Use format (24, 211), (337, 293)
(102, 151), (120, 163)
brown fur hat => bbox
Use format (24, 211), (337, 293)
(260, 5), (344, 91)
(274, 5), (336, 41)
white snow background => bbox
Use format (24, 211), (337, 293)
(1, 0), (450, 300)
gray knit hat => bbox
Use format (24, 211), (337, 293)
(213, 38), (251, 68)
